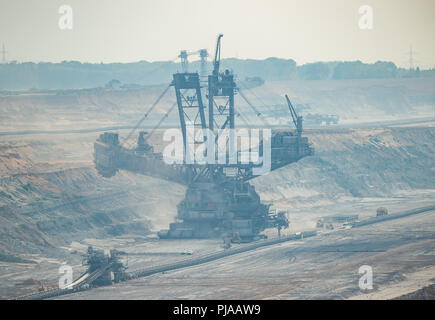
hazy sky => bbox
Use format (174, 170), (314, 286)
(0, 0), (434, 68)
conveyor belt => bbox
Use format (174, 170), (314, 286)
(14, 204), (435, 300)
(352, 205), (435, 228)
(127, 231), (316, 280)
(14, 264), (113, 300)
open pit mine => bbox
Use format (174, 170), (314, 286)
(0, 35), (434, 301)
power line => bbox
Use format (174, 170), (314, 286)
(406, 45), (419, 70)
(1, 44), (7, 63)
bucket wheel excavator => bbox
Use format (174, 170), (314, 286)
(94, 34), (313, 241)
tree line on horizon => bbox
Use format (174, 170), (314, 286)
(0, 58), (433, 90)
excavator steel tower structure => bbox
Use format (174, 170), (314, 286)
(94, 34), (313, 240)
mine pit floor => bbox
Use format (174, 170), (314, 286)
(49, 208), (435, 300)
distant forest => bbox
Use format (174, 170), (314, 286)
(0, 58), (434, 90)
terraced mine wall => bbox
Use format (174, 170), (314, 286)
(253, 127), (435, 207)
(0, 126), (434, 259)
(1, 78), (434, 134)
(0, 139), (185, 258)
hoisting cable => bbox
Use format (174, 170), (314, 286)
(251, 84), (298, 128)
(237, 89), (270, 127)
(142, 101), (178, 144)
(235, 110), (251, 128)
(121, 84), (172, 147)
(239, 81), (270, 110)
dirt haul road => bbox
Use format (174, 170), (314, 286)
(55, 209), (435, 300)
